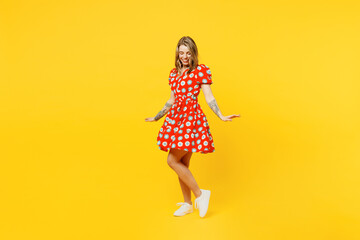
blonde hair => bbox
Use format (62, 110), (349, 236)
(174, 36), (199, 76)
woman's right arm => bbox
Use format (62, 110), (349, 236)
(154, 90), (175, 121)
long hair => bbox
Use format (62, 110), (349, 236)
(174, 36), (199, 76)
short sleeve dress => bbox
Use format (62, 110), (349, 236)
(156, 63), (215, 154)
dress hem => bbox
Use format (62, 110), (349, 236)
(157, 145), (215, 154)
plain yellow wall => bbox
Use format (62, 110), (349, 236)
(1, 0), (359, 239)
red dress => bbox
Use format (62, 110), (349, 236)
(156, 64), (215, 154)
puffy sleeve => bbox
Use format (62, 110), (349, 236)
(197, 64), (213, 85)
(168, 68), (176, 86)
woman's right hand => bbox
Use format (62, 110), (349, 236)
(145, 117), (157, 122)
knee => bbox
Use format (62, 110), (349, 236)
(167, 157), (175, 168)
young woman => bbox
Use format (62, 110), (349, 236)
(145, 36), (240, 218)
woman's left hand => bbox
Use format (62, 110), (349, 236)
(220, 114), (241, 121)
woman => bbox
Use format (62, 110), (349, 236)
(145, 36), (240, 218)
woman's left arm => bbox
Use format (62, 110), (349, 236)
(201, 84), (224, 120)
(201, 84), (241, 121)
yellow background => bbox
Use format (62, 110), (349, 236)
(1, 0), (359, 239)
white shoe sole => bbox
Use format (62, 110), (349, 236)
(173, 209), (193, 217)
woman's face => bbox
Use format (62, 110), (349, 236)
(179, 45), (191, 67)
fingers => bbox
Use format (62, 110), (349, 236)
(222, 114), (241, 121)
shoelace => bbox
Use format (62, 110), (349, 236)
(176, 202), (191, 212)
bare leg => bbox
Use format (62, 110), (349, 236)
(178, 151), (193, 205)
(167, 148), (202, 198)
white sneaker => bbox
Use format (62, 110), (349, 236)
(173, 202), (193, 216)
(194, 189), (211, 218)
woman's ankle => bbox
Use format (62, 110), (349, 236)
(194, 190), (202, 199)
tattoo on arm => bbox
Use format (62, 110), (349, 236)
(208, 99), (222, 119)
(154, 101), (173, 121)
